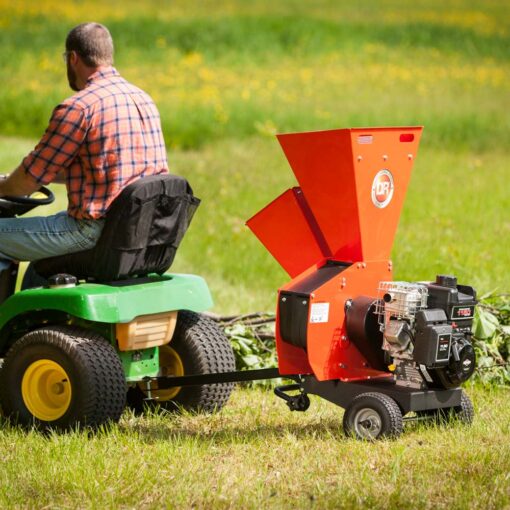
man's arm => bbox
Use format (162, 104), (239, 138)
(12, 102), (86, 192)
(0, 167), (41, 197)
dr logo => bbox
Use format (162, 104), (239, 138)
(371, 169), (395, 208)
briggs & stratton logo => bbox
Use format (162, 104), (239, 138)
(371, 169), (394, 209)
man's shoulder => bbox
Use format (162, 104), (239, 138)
(63, 74), (155, 111)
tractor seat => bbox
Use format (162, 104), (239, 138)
(34, 174), (200, 282)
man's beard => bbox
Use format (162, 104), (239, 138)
(67, 63), (79, 91)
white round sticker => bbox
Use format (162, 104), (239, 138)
(371, 169), (394, 208)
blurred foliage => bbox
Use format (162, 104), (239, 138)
(216, 313), (278, 387)
(0, 0), (509, 150)
(473, 295), (510, 385)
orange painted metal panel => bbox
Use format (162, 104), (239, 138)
(246, 188), (326, 278)
(277, 127), (423, 263)
(303, 261), (393, 381)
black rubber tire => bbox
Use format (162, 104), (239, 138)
(343, 392), (403, 440)
(127, 310), (236, 414)
(417, 390), (474, 425)
(0, 326), (126, 430)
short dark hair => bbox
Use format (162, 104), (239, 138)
(65, 22), (114, 67)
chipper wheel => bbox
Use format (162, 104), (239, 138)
(0, 326), (126, 430)
(127, 310), (236, 414)
(343, 392), (403, 440)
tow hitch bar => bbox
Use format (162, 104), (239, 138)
(274, 384), (311, 412)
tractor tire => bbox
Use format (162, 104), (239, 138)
(0, 326), (126, 430)
(343, 392), (403, 440)
(417, 390), (474, 425)
(127, 310), (236, 414)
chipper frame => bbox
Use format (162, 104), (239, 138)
(156, 127), (476, 440)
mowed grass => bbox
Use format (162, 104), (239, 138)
(0, 385), (509, 509)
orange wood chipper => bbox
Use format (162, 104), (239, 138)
(245, 126), (477, 439)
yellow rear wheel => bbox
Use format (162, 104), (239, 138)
(21, 359), (72, 422)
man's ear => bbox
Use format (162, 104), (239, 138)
(68, 50), (79, 66)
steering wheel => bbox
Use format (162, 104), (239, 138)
(0, 186), (55, 217)
(2, 185), (55, 205)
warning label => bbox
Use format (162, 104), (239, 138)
(310, 302), (330, 323)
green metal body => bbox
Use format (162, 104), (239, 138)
(119, 347), (160, 382)
(0, 273), (213, 381)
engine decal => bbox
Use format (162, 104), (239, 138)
(451, 305), (475, 320)
(419, 364), (434, 383)
(371, 169), (394, 208)
(310, 302), (330, 323)
(436, 333), (452, 362)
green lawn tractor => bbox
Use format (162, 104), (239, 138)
(0, 175), (236, 429)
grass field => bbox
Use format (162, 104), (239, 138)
(0, 1), (509, 508)
(0, 385), (509, 509)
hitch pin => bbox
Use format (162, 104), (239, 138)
(144, 379), (152, 400)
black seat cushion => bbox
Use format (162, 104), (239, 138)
(34, 174), (200, 282)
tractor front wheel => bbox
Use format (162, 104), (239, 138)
(0, 326), (126, 430)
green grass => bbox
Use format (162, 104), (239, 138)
(0, 385), (509, 509)
(0, 0), (509, 149)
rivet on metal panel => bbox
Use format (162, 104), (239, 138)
(302, 300), (307, 305)
(310, 293), (315, 299)
(388, 260), (393, 271)
(408, 154), (413, 160)
(339, 363), (346, 369)
(383, 154), (388, 161)
(361, 262), (367, 269)
(341, 277), (347, 288)
(356, 263), (361, 269)
(341, 335), (347, 341)
(282, 297), (287, 302)
(357, 155), (362, 162)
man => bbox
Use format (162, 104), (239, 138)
(0, 22), (168, 277)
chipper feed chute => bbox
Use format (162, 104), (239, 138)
(247, 127), (423, 380)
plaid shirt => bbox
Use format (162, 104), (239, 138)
(21, 67), (168, 219)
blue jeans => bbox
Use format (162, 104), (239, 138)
(0, 211), (105, 271)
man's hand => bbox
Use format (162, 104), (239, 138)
(0, 167), (41, 198)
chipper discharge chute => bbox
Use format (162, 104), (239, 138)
(247, 127), (477, 439)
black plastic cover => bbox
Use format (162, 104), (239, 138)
(278, 292), (309, 349)
(413, 309), (452, 367)
(345, 296), (386, 371)
(34, 175), (200, 282)
(426, 279), (477, 323)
